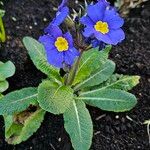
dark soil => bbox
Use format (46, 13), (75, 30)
(0, 0), (150, 149)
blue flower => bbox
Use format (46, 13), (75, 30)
(39, 25), (79, 68)
(80, 0), (125, 45)
(44, 0), (69, 33)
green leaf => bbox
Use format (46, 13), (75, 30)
(4, 115), (23, 139)
(4, 115), (14, 136)
(74, 60), (115, 91)
(5, 109), (46, 145)
(6, 123), (23, 141)
(102, 45), (112, 54)
(98, 74), (140, 91)
(0, 80), (8, 93)
(73, 47), (111, 86)
(0, 61), (15, 78)
(0, 73), (5, 81)
(77, 89), (137, 112)
(23, 37), (61, 82)
(64, 100), (93, 150)
(0, 87), (38, 115)
(0, 93), (3, 99)
(38, 80), (73, 114)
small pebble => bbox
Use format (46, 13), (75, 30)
(94, 131), (100, 136)
(34, 22), (38, 26)
(139, 93), (142, 96)
(115, 54), (121, 59)
(115, 115), (119, 119)
(29, 26), (33, 29)
(11, 16), (17, 21)
(137, 145), (141, 149)
(16, 26), (20, 29)
(75, 0), (78, 4)
(96, 114), (106, 121)
(43, 17), (47, 22)
(130, 39), (133, 42)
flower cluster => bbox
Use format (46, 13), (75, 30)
(39, 0), (125, 68)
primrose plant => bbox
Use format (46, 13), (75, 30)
(0, 0), (140, 149)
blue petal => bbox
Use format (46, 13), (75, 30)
(39, 35), (55, 45)
(97, 0), (110, 6)
(63, 32), (73, 48)
(94, 28), (125, 45)
(44, 25), (62, 38)
(58, 0), (68, 10)
(69, 47), (80, 56)
(103, 9), (124, 29)
(80, 16), (94, 26)
(47, 47), (64, 68)
(95, 31), (113, 44)
(64, 48), (79, 65)
(87, 1), (106, 22)
(39, 35), (55, 49)
(83, 27), (95, 37)
(44, 7), (69, 32)
(52, 7), (69, 26)
(107, 29), (125, 45)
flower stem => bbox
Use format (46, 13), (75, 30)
(66, 51), (83, 86)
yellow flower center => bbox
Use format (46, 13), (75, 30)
(55, 37), (69, 52)
(94, 21), (109, 34)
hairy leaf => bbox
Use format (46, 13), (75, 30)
(0, 80), (8, 93)
(5, 109), (45, 145)
(73, 46), (111, 86)
(100, 74), (140, 91)
(74, 60), (115, 91)
(0, 73), (5, 81)
(23, 37), (61, 82)
(38, 80), (73, 114)
(77, 89), (137, 112)
(4, 115), (14, 137)
(64, 100), (93, 150)
(0, 61), (15, 78)
(4, 115), (23, 140)
(0, 87), (38, 115)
